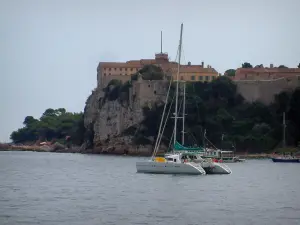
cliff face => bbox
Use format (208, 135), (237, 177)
(83, 77), (169, 155)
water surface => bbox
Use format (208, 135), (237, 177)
(0, 151), (299, 225)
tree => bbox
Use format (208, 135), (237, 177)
(23, 116), (38, 126)
(132, 75), (300, 152)
(224, 69), (236, 77)
(10, 109), (85, 145)
(298, 63), (300, 68)
(254, 64), (264, 68)
(242, 62), (253, 68)
(42, 108), (56, 117)
(131, 64), (164, 81)
(278, 65), (288, 68)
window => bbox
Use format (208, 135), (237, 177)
(104, 73), (106, 76)
(212, 76), (216, 80)
(131, 68), (133, 71)
(109, 73), (111, 75)
(198, 76), (203, 81)
(181, 76), (183, 80)
(114, 68), (117, 71)
(108, 68), (111, 71)
(120, 68), (122, 71)
(125, 68), (127, 71)
(205, 76), (209, 81)
(191, 75), (195, 80)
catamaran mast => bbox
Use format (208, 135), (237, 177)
(174, 23), (183, 151)
(182, 82), (186, 145)
(283, 112), (286, 148)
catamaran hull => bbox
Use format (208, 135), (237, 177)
(222, 158), (246, 163)
(201, 162), (232, 174)
(136, 161), (206, 175)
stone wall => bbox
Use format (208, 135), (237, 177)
(235, 76), (300, 104)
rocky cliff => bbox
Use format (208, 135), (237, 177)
(83, 76), (169, 155)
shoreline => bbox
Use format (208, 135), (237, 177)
(0, 145), (272, 159)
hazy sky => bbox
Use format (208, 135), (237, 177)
(1, 0), (299, 142)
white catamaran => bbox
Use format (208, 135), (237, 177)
(136, 23), (232, 175)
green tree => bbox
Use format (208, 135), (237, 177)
(224, 69), (236, 77)
(10, 109), (85, 145)
(278, 65), (288, 68)
(242, 62), (253, 68)
(132, 76), (300, 152)
(23, 116), (38, 126)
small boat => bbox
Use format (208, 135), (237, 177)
(200, 134), (246, 163)
(173, 142), (232, 174)
(202, 148), (245, 163)
(271, 156), (299, 163)
(270, 113), (300, 163)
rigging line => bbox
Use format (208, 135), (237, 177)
(152, 46), (180, 157)
(181, 44), (187, 65)
(167, 97), (184, 151)
(156, 93), (176, 153)
(153, 91), (175, 157)
(204, 135), (218, 150)
(152, 72), (173, 159)
(153, 42), (181, 157)
(186, 130), (199, 147)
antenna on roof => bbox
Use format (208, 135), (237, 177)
(160, 31), (163, 53)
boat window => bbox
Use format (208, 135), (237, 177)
(166, 158), (173, 161)
(174, 159), (177, 162)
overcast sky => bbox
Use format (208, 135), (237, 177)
(1, 0), (299, 142)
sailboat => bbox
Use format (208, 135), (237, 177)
(136, 23), (206, 175)
(271, 112), (300, 163)
(136, 23), (232, 175)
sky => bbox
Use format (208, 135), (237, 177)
(0, 0), (299, 142)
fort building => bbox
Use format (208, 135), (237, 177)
(97, 52), (219, 88)
(232, 64), (300, 104)
(233, 64), (300, 81)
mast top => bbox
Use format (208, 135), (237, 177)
(160, 31), (162, 53)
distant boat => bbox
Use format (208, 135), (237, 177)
(271, 157), (299, 163)
(271, 112), (299, 163)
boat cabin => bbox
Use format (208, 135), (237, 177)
(205, 149), (234, 159)
(158, 154), (182, 163)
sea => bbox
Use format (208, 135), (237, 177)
(0, 151), (299, 225)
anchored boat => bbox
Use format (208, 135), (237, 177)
(136, 23), (232, 175)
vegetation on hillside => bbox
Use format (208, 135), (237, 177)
(10, 108), (85, 146)
(10, 64), (300, 153)
(101, 65), (164, 105)
(126, 75), (300, 153)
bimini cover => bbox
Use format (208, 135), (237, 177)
(173, 141), (204, 152)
